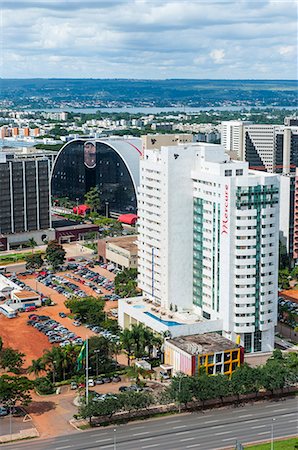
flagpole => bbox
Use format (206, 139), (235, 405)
(85, 338), (89, 405)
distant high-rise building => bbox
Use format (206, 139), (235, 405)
(221, 121), (298, 173)
(284, 116), (298, 126)
(221, 120), (250, 154)
(279, 173), (295, 260)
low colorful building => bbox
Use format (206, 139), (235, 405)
(164, 333), (244, 377)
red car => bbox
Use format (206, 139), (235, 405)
(25, 306), (37, 312)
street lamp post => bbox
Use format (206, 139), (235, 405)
(271, 418), (276, 450)
(113, 428), (117, 450)
(94, 349), (100, 378)
(178, 375), (183, 414)
(53, 360), (57, 385)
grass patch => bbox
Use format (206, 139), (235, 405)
(247, 437), (298, 449)
(0, 251), (44, 265)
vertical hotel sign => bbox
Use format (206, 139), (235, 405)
(221, 184), (229, 235)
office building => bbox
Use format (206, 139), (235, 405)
(98, 235), (138, 270)
(0, 153), (51, 250)
(51, 137), (142, 216)
(119, 143), (280, 353)
(221, 121), (298, 173)
(221, 121), (249, 154)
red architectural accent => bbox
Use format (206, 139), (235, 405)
(117, 214), (138, 225)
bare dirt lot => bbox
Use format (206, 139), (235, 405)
(0, 267), (118, 368)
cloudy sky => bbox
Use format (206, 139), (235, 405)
(1, 0), (297, 79)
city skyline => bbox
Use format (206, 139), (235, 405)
(1, 0), (297, 80)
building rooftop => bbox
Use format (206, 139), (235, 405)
(13, 290), (40, 300)
(167, 333), (238, 355)
(106, 235), (138, 253)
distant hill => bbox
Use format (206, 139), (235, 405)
(0, 78), (297, 108)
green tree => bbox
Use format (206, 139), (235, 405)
(114, 268), (139, 298)
(279, 240), (290, 270)
(231, 364), (262, 397)
(65, 296), (105, 325)
(192, 372), (215, 406)
(25, 253), (44, 270)
(260, 360), (288, 393)
(168, 374), (194, 409)
(27, 358), (46, 377)
(34, 376), (55, 395)
(119, 391), (154, 412)
(80, 396), (122, 423)
(121, 328), (134, 365)
(89, 336), (114, 376)
(45, 240), (66, 270)
(0, 348), (25, 373)
(278, 268), (290, 290)
(27, 237), (37, 254)
(85, 186), (101, 213)
(0, 375), (33, 407)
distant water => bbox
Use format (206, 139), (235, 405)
(31, 105), (297, 114)
(0, 140), (34, 148)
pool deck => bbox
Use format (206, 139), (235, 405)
(118, 296), (223, 337)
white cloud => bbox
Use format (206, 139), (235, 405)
(1, 0), (297, 78)
(210, 49), (225, 64)
(278, 46), (296, 56)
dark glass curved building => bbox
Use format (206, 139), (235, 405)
(51, 138), (142, 215)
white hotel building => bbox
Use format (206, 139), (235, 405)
(118, 143), (280, 353)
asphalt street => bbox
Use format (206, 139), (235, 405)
(1, 397), (297, 450)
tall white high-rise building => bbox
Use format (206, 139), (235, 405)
(221, 120), (248, 154)
(119, 143), (280, 353)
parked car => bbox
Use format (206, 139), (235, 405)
(119, 386), (129, 392)
(102, 377), (112, 384)
(112, 375), (121, 383)
(59, 312), (67, 318)
(70, 382), (78, 390)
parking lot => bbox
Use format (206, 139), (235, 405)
(0, 263), (119, 368)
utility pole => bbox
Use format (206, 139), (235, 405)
(85, 338), (89, 405)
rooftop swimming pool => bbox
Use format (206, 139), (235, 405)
(144, 311), (182, 326)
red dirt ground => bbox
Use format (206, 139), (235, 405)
(0, 268), (118, 368)
(280, 289), (298, 304)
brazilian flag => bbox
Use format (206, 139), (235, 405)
(77, 341), (86, 371)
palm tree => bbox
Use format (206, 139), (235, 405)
(130, 323), (147, 358)
(27, 238), (37, 254)
(27, 358), (45, 377)
(121, 329), (134, 366)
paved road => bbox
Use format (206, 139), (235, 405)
(1, 397), (297, 450)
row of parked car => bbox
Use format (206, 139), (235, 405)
(85, 323), (120, 343)
(65, 273), (102, 295)
(36, 273), (87, 299)
(73, 267), (115, 293)
(27, 314), (83, 346)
